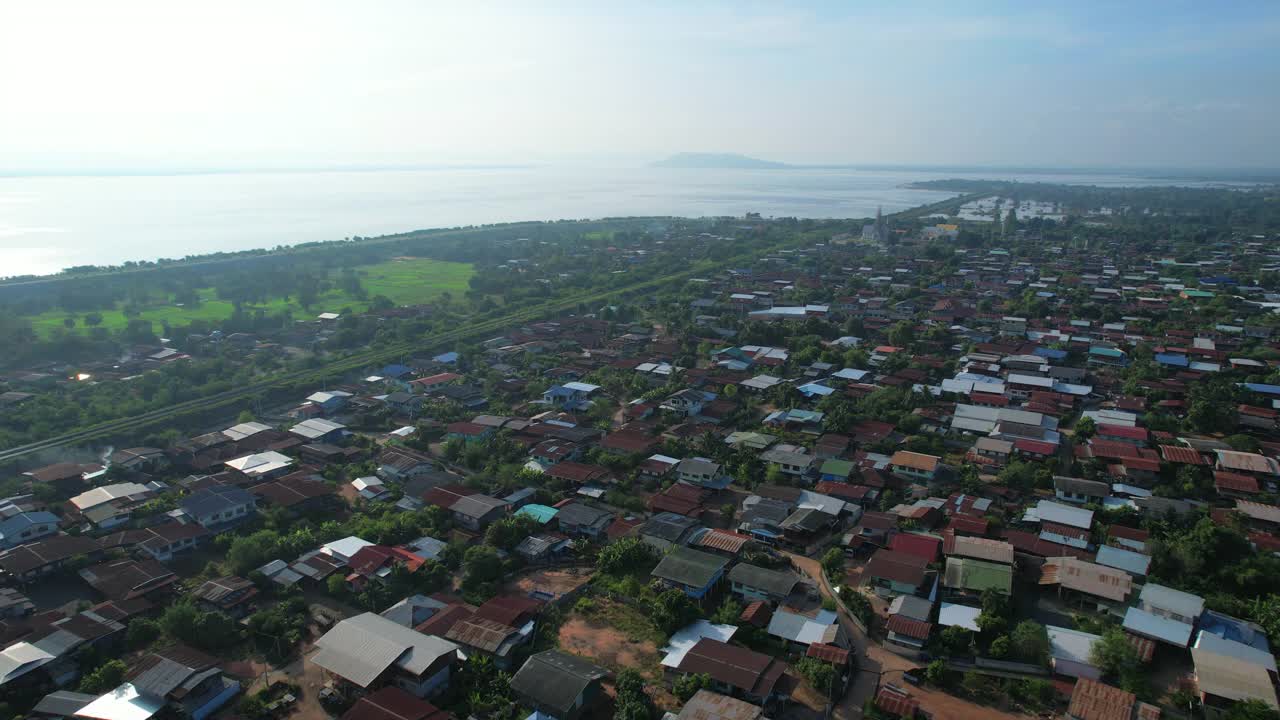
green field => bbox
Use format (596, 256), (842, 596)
(27, 257), (474, 337)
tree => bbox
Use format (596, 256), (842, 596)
(673, 672), (711, 702)
(1009, 621), (1050, 666)
(649, 588), (701, 634)
(79, 659), (128, 693)
(720, 503), (736, 525)
(615, 667), (654, 720)
(127, 617), (161, 649)
(1074, 416), (1096, 439)
(821, 547), (845, 581)
(887, 321), (915, 349)
(1089, 628), (1141, 682)
(795, 657), (837, 696)
(1225, 699), (1280, 720)
(936, 625), (973, 657)
(462, 545), (504, 589)
(597, 537), (658, 576)
(711, 599), (743, 625)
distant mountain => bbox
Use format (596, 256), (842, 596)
(651, 152), (788, 169)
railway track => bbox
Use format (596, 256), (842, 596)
(0, 193), (984, 464)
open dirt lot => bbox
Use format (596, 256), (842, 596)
(506, 566), (593, 597)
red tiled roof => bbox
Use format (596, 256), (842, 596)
(865, 549), (929, 586)
(886, 614), (932, 640)
(1014, 438), (1057, 456)
(1107, 525), (1149, 542)
(947, 515), (989, 536)
(1214, 471), (1260, 494)
(696, 529), (751, 554)
(678, 638), (785, 698)
(341, 687), (452, 720)
(1119, 457), (1161, 473)
(888, 533), (941, 562)
(875, 687), (919, 718)
(806, 643), (851, 665)
(544, 462), (610, 484)
(446, 422), (489, 436)
(814, 481), (873, 502)
(1086, 439), (1142, 460)
(1098, 424), (1148, 441)
(740, 600), (773, 627)
(1068, 679), (1135, 720)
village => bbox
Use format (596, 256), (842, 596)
(2, 193), (1280, 720)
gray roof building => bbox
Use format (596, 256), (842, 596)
(311, 612), (459, 689)
(510, 650), (608, 720)
(727, 564), (800, 599)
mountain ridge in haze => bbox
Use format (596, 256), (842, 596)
(651, 152), (788, 169)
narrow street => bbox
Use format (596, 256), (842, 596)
(785, 553), (1030, 720)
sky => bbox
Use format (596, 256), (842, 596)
(2, 0), (1279, 170)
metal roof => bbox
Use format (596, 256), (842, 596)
(312, 612), (459, 688)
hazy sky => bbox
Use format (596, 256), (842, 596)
(3, 0), (1278, 170)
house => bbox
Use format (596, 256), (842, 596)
(727, 564), (801, 604)
(29, 690), (98, 718)
(191, 575), (259, 618)
(311, 612), (460, 698)
(676, 690), (764, 720)
(1054, 476), (1109, 506)
(378, 448), (438, 482)
(74, 645), (241, 720)
(446, 422), (494, 445)
(662, 389), (710, 417)
(767, 608), (843, 651)
(79, 558), (178, 602)
(676, 458), (728, 489)
(225, 450), (294, 480)
(1191, 642), (1280, 712)
(251, 471), (339, 514)
(886, 596), (933, 653)
(352, 476), (393, 502)
(543, 382), (600, 411)
(672, 638), (789, 708)
(649, 482), (712, 518)
(889, 451), (941, 482)
(1067, 678), (1159, 720)
(943, 557), (1012, 596)
(864, 549), (930, 597)
(0, 508), (58, 550)
(339, 686), (452, 720)
(290, 418), (348, 444)
(888, 533), (942, 563)
(1047, 625), (1103, 680)
(1042, 557), (1133, 607)
(640, 512), (702, 551)
(510, 650), (608, 720)
(107, 446), (169, 473)
(447, 495), (509, 532)
(760, 449), (816, 479)
(1122, 583), (1203, 648)
(69, 482), (154, 529)
(305, 390), (353, 414)
(178, 485), (257, 532)
(130, 522), (209, 561)
(555, 503), (614, 541)
(651, 547), (729, 599)
(0, 535), (103, 582)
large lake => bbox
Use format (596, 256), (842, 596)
(0, 165), (1259, 278)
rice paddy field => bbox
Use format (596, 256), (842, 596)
(25, 257), (474, 337)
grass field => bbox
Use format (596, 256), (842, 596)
(26, 257), (473, 337)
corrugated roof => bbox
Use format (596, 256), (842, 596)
(1068, 679), (1136, 720)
